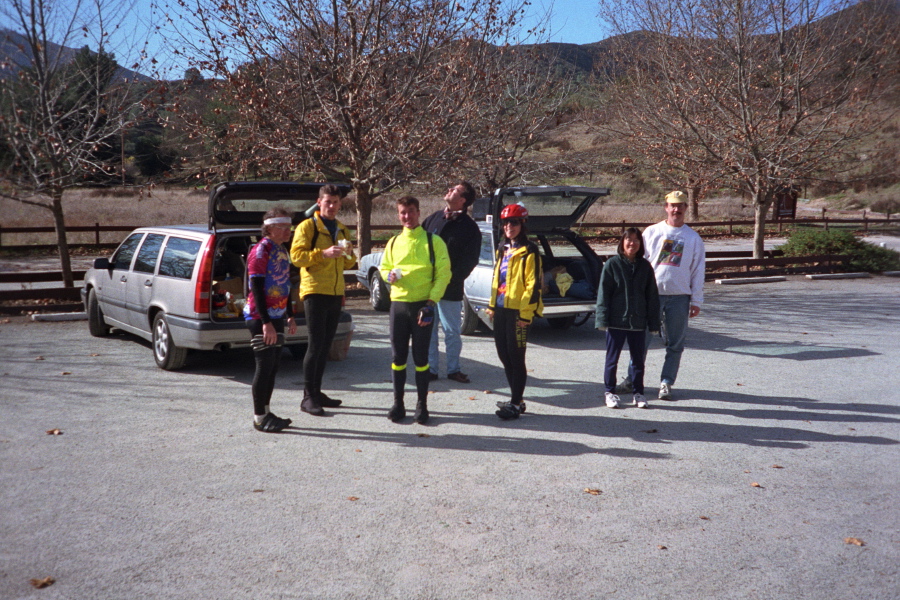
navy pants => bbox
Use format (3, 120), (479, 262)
(605, 328), (646, 395)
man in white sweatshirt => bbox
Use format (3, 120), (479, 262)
(620, 191), (705, 400)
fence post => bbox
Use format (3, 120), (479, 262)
(863, 210), (868, 233)
(95, 223), (101, 245)
(729, 219), (733, 235)
(0, 225), (3, 249)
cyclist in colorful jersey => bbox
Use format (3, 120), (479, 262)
(243, 208), (296, 433)
(380, 196), (451, 424)
(485, 203), (543, 420)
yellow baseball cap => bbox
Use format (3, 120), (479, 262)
(665, 191), (687, 204)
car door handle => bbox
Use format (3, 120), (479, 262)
(144, 280), (153, 287)
(120, 275), (128, 283)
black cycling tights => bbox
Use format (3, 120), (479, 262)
(493, 307), (528, 405)
(389, 300), (434, 404)
(247, 318), (285, 416)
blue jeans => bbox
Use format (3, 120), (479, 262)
(428, 299), (463, 375)
(629, 294), (691, 386)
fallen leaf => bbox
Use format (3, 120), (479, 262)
(657, 545), (667, 550)
(417, 433), (430, 438)
(583, 488), (602, 495)
(35, 356), (44, 361)
(699, 516), (710, 520)
(90, 353), (100, 357)
(483, 390), (492, 394)
(771, 464), (784, 469)
(355, 449), (362, 452)
(468, 396), (476, 400)
(348, 496), (359, 501)
(848, 428), (856, 431)
(750, 482), (762, 488)
(45, 429), (62, 435)
(744, 470), (751, 473)
(736, 383), (743, 386)
(30, 576), (55, 588)
(61, 372), (71, 375)
(1, 318), (10, 324)
(844, 537), (865, 546)
(641, 428), (658, 433)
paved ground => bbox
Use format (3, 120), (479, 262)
(1, 275), (899, 599)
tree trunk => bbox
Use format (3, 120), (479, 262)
(50, 192), (74, 287)
(355, 184), (374, 256)
(687, 184), (702, 221)
(752, 199), (768, 260)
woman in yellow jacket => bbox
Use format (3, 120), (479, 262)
(290, 184), (357, 416)
(486, 203), (543, 420)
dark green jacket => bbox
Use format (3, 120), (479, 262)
(595, 255), (661, 331)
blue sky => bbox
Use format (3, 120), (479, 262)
(1, 0), (609, 79)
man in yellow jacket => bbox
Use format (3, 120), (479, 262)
(290, 184), (357, 416)
(380, 196), (451, 424)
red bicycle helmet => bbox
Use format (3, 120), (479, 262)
(500, 203), (528, 220)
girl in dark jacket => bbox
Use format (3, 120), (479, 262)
(595, 228), (660, 408)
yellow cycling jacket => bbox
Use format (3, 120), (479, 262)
(380, 226), (451, 304)
(489, 241), (544, 323)
(290, 214), (357, 297)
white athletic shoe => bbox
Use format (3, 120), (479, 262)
(605, 392), (621, 408)
(633, 393), (648, 408)
(658, 382), (673, 401)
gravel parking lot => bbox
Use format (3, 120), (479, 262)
(1, 275), (898, 599)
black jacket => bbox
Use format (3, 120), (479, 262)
(595, 254), (661, 331)
(422, 209), (482, 301)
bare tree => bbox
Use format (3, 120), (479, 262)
(598, 0), (898, 256)
(165, 0), (545, 254)
(0, 0), (152, 285)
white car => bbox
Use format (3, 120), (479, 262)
(81, 181), (354, 369)
(356, 185), (611, 333)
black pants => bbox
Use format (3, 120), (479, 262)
(389, 300), (434, 404)
(247, 318), (285, 416)
(303, 294), (343, 396)
(493, 307), (528, 405)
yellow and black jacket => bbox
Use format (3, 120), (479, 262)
(290, 214), (357, 298)
(489, 241), (543, 323)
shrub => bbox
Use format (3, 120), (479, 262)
(776, 229), (900, 272)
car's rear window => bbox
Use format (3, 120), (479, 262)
(133, 234), (166, 274)
(158, 237), (202, 280)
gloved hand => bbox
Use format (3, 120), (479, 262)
(417, 304), (434, 327)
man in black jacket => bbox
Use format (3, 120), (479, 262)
(422, 181), (482, 383)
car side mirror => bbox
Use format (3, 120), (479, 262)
(93, 257), (112, 270)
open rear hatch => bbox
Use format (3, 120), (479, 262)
(488, 186), (611, 232)
(208, 181), (351, 230)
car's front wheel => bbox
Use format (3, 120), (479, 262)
(86, 288), (111, 337)
(547, 315), (576, 330)
(369, 270), (390, 312)
(460, 296), (480, 335)
(152, 312), (188, 370)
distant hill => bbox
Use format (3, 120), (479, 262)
(0, 29), (152, 83)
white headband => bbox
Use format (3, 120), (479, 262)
(263, 217), (292, 225)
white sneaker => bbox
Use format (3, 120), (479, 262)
(605, 392), (621, 408)
(658, 382), (672, 400)
(633, 393), (648, 408)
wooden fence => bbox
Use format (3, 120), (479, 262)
(0, 215), (895, 251)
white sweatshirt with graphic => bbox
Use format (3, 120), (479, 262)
(642, 221), (706, 306)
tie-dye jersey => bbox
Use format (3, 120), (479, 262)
(243, 237), (292, 321)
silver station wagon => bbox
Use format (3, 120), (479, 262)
(81, 181), (354, 370)
(356, 185), (610, 333)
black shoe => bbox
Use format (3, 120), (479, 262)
(301, 394), (325, 416)
(414, 401), (429, 424)
(495, 401), (521, 420)
(447, 371), (470, 384)
(254, 413), (292, 433)
(496, 400), (526, 414)
(316, 392), (342, 408)
(388, 401), (406, 423)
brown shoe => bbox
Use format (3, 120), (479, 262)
(447, 371), (470, 384)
